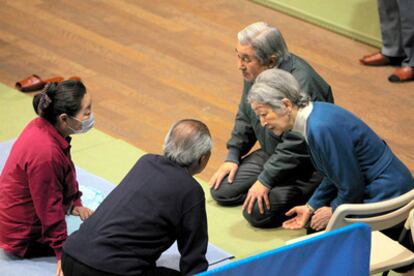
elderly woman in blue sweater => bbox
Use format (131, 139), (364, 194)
(247, 68), (414, 231)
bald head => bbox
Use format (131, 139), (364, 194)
(163, 119), (212, 169)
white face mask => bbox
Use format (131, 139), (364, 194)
(69, 113), (95, 134)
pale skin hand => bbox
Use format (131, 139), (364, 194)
(282, 205), (312, 229)
(209, 162), (239, 190)
(56, 259), (64, 276)
(310, 207), (332, 231)
(242, 180), (270, 214)
(71, 206), (93, 221)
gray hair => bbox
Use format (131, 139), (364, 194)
(163, 119), (212, 167)
(248, 69), (310, 110)
(238, 22), (290, 67)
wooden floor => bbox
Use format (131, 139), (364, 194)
(0, 0), (413, 181)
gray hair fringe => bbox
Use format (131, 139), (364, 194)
(248, 69), (310, 110)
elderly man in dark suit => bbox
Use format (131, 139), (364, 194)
(62, 119), (212, 276)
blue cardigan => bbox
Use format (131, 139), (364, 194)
(307, 102), (414, 210)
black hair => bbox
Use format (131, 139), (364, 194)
(32, 80), (87, 125)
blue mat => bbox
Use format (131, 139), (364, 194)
(0, 139), (233, 275)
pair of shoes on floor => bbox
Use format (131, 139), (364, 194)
(15, 75), (82, 92)
(359, 52), (414, 82)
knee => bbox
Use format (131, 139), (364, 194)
(209, 182), (246, 206)
(243, 206), (286, 228)
(210, 187), (226, 203)
(243, 208), (272, 228)
(210, 187), (242, 206)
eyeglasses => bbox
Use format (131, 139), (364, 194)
(235, 48), (258, 64)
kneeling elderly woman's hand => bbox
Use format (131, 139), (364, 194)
(310, 207), (332, 231)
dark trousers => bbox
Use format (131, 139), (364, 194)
(210, 149), (321, 228)
(62, 252), (181, 276)
(378, 0), (414, 66)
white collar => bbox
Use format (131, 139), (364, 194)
(292, 102), (313, 142)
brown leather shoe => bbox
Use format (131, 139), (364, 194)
(359, 52), (392, 66)
(388, 66), (414, 82)
(15, 75), (64, 92)
(68, 76), (81, 81)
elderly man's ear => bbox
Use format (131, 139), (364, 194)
(267, 54), (278, 68)
(199, 152), (211, 171)
(188, 152), (211, 175)
(194, 152), (211, 174)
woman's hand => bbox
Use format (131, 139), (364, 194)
(310, 207), (332, 231)
(72, 206), (93, 221)
(282, 205), (312, 229)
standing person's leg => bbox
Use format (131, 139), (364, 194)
(210, 149), (269, 206)
(388, 0), (414, 82)
(398, 0), (414, 67)
(360, 0), (405, 66)
(243, 171), (322, 228)
(378, 0), (405, 59)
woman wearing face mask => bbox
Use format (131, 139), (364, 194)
(0, 80), (94, 276)
(247, 69), (414, 233)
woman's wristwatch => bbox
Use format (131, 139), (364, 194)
(305, 203), (315, 214)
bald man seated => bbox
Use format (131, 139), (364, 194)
(62, 119), (212, 276)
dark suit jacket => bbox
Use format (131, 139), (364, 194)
(63, 154), (208, 275)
